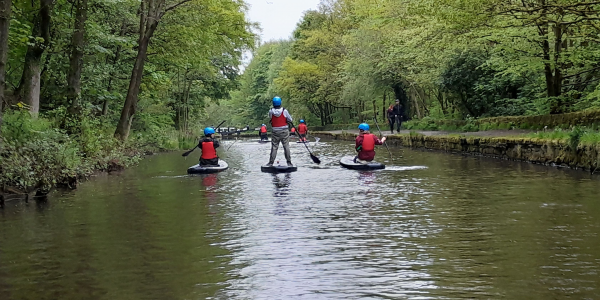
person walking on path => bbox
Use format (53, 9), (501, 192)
(387, 99), (404, 133)
(266, 96), (293, 167)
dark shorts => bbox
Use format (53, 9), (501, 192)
(200, 158), (219, 166)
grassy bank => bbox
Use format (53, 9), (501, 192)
(0, 110), (197, 198)
(403, 110), (600, 132)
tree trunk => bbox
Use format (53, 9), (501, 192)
(66, 0), (88, 112)
(114, 13), (159, 140)
(0, 0), (11, 133)
(382, 91), (387, 122)
(16, 0), (53, 115)
(102, 22), (126, 116)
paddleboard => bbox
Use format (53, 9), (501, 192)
(258, 139), (270, 143)
(187, 160), (229, 174)
(296, 140), (310, 143)
(261, 164), (298, 173)
(339, 156), (385, 170)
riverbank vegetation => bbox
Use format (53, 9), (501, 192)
(216, 0), (600, 132)
(0, 0), (254, 194)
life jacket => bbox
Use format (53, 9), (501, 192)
(290, 127), (296, 133)
(260, 125), (267, 133)
(271, 108), (288, 127)
(298, 123), (307, 134)
(201, 140), (217, 159)
(361, 134), (375, 152)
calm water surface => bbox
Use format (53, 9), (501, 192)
(1, 139), (600, 299)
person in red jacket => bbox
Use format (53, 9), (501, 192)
(259, 124), (268, 141)
(199, 127), (220, 166)
(355, 123), (386, 163)
(298, 119), (308, 142)
(290, 126), (296, 136)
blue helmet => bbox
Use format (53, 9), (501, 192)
(273, 96), (282, 107)
(204, 127), (215, 136)
(358, 123), (370, 131)
(300, 119), (305, 123)
(261, 124), (266, 126)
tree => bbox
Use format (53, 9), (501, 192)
(114, 0), (253, 140)
(15, 0), (54, 114)
(66, 0), (88, 113)
(0, 0), (11, 132)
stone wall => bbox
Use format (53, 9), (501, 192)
(312, 131), (600, 172)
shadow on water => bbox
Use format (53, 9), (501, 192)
(1, 139), (600, 299)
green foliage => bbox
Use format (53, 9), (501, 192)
(0, 110), (154, 193)
(527, 127), (600, 148)
(230, 0), (600, 130)
(568, 127), (585, 151)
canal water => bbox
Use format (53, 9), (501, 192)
(1, 138), (599, 299)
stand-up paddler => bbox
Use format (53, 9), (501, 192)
(266, 96), (293, 167)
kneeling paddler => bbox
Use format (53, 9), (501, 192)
(199, 127), (220, 166)
(355, 123), (386, 164)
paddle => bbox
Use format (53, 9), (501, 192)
(290, 122), (321, 164)
(373, 116), (393, 160)
(182, 120), (226, 157)
(226, 138), (239, 151)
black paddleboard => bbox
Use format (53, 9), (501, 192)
(258, 139), (270, 143)
(187, 160), (229, 174)
(339, 156), (385, 170)
(261, 164), (298, 173)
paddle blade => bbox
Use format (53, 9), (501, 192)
(182, 146), (197, 157)
(310, 153), (321, 164)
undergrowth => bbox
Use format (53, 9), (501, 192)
(1, 109), (193, 194)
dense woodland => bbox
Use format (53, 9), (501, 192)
(0, 0), (254, 192)
(215, 0), (600, 127)
(3, 0), (600, 192)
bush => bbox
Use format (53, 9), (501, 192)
(1, 109), (143, 194)
(0, 133), (90, 192)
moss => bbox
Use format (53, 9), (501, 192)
(312, 129), (600, 172)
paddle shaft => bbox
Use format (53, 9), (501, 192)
(373, 116), (393, 159)
(290, 122), (321, 164)
(226, 138), (239, 151)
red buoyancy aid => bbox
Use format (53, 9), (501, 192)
(298, 123), (307, 134)
(260, 125), (267, 133)
(361, 134), (375, 152)
(271, 109), (288, 127)
(201, 141), (217, 159)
